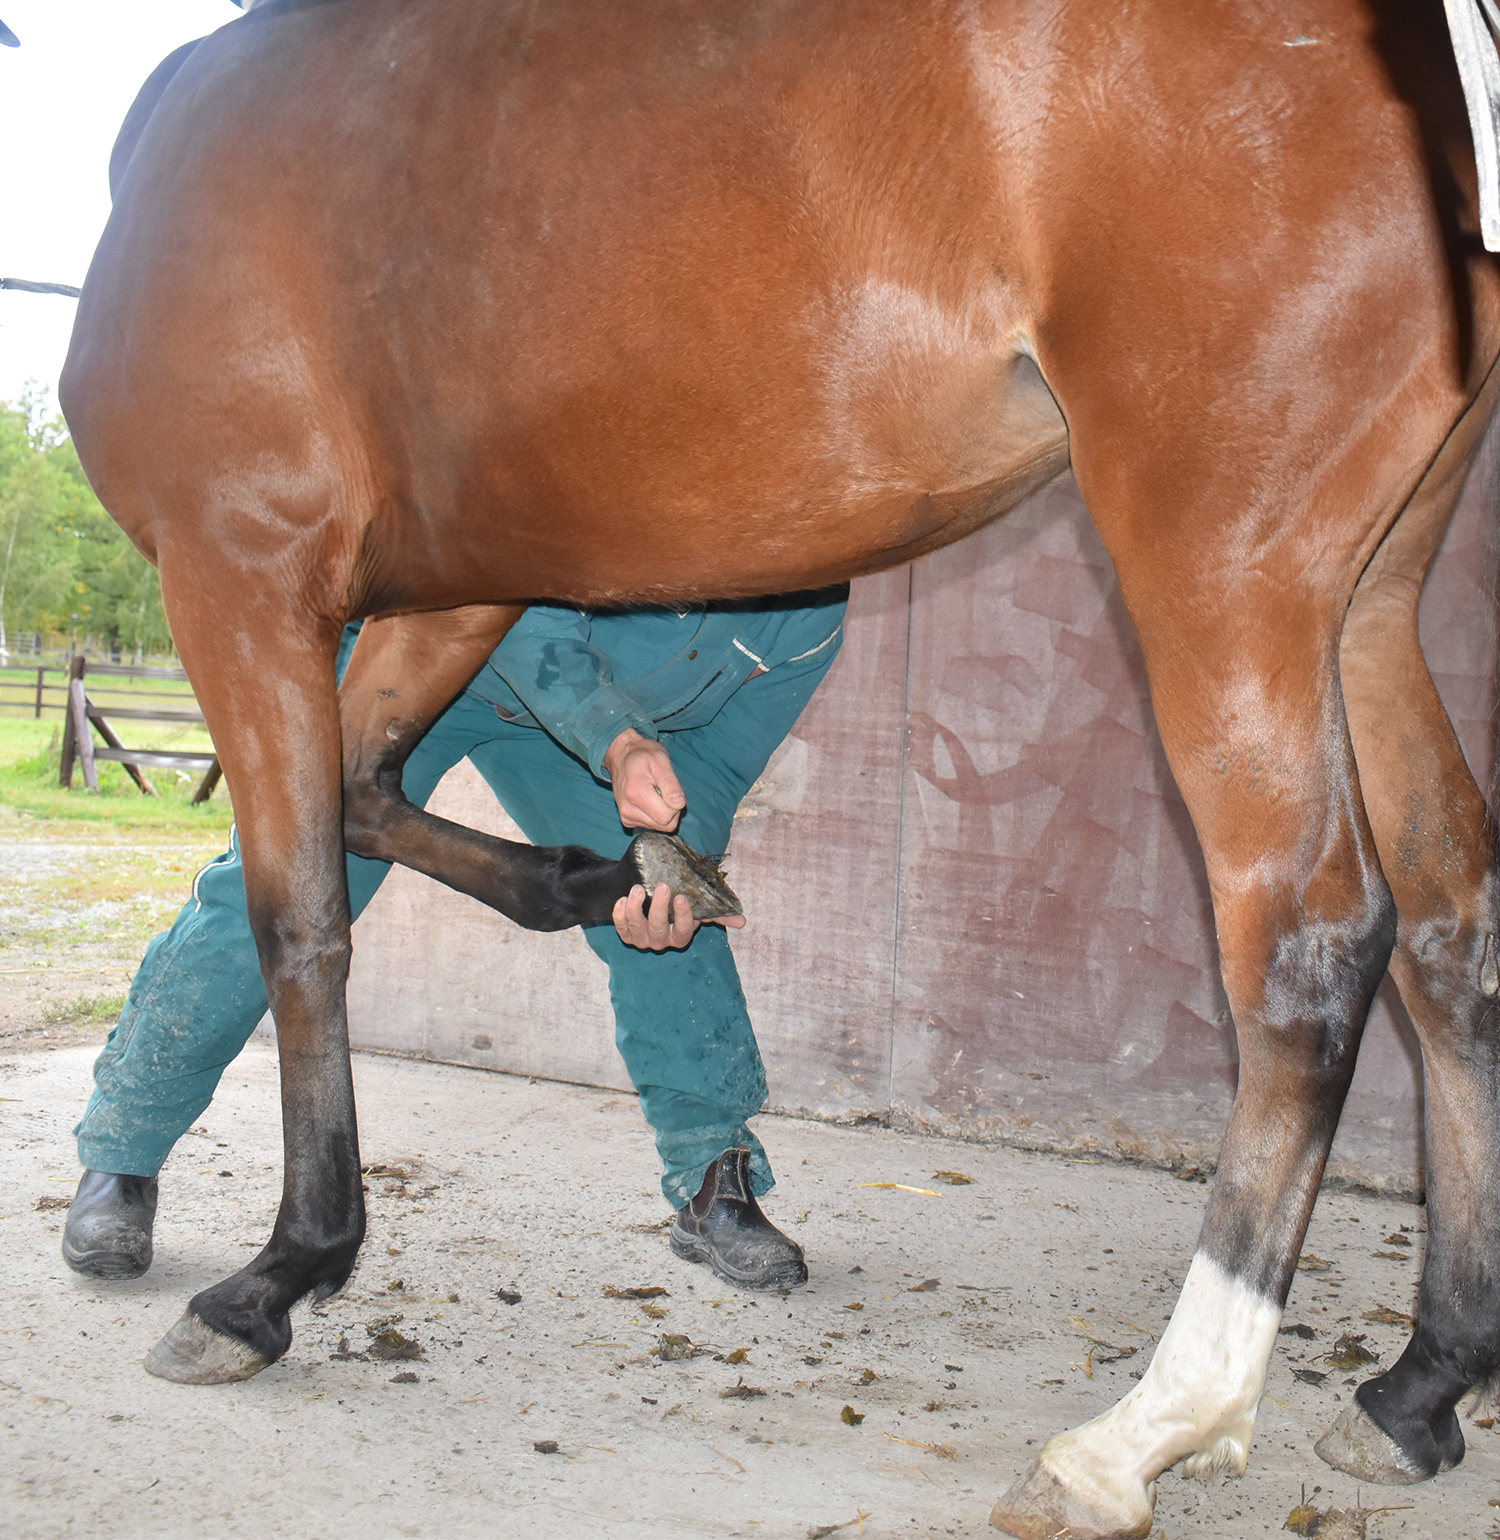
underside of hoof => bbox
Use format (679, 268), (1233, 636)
(1314, 1402), (1430, 1485)
(990, 1458), (1154, 1540)
(143, 1311), (269, 1385)
(629, 831), (742, 920)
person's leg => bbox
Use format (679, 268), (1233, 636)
(469, 640), (839, 1209)
(629, 645), (843, 1200)
(592, 923), (773, 1205)
(469, 723), (805, 1289)
(465, 730), (772, 1204)
(75, 832), (296, 1179)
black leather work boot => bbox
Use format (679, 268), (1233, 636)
(670, 1146), (808, 1291)
(61, 1170), (159, 1279)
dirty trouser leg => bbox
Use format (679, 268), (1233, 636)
(465, 723), (772, 1207)
(73, 686), (502, 1176)
(469, 643), (838, 1208)
(589, 922), (774, 1210)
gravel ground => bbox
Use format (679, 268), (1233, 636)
(4, 1044), (1499, 1540)
(0, 805), (229, 1052)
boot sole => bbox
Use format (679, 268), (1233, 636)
(62, 1242), (152, 1280)
(670, 1229), (808, 1291)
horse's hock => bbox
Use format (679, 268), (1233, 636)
(343, 455), (1496, 1196)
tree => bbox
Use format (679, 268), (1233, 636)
(0, 390), (171, 660)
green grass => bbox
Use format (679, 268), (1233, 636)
(40, 991), (130, 1028)
(0, 715), (235, 836)
(0, 680), (238, 981)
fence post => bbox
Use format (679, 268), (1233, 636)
(69, 675), (98, 792)
(34, 666), (43, 719)
(58, 655), (85, 787)
(191, 760), (223, 804)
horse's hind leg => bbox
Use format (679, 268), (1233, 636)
(994, 490), (1398, 1537)
(1317, 376), (1500, 1483)
(340, 608), (740, 924)
(141, 585), (363, 1382)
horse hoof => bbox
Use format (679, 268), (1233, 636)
(143, 1312), (269, 1384)
(629, 831), (742, 920)
(990, 1458), (1154, 1540)
(1314, 1403), (1428, 1485)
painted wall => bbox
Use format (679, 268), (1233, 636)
(346, 458), (1496, 1193)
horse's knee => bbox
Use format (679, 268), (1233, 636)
(340, 744), (407, 862)
(245, 899), (353, 991)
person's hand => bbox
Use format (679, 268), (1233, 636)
(602, 728), (686, 830)
(613, 882), (748, 950)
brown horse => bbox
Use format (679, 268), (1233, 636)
(59, 1), (1500, 1535)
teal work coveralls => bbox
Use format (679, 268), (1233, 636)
(74, 592), (847, 1208)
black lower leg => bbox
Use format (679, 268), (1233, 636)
(342, 731), (642, 928)
(1352, 1079), (1500, 1477)
(186, 887), (367, 1366)
(1355, 1324), (1471, 1477)
(187, 1222), (365, 1364)
(1355, 904), (1500, 1477)
(185, 1061), (367, 1363)
(349, 796), (640, 928)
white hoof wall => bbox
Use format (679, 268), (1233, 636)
(990, 1458), (1154, 1540)
(1314, 1402), (1427, 1486)
(143, 1312), (269, 1384)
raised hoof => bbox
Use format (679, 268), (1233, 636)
(143, 1312), (269, 1385)
(1314, 1402), (1430, 1486)
(990, 1458), (1154, 1540)
(629, 831), (742, 920)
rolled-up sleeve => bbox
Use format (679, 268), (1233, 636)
(499, 607), (659, 778)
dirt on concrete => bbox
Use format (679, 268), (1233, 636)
(5, 1044), (1500, 1539)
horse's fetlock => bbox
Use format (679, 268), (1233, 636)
(275, 1211), (365, 1269)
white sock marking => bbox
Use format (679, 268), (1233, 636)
(1030, 1253), (1281, 1525)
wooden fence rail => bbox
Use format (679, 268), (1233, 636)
(3, 656), (222, 800)
(0, 659), (201, 719)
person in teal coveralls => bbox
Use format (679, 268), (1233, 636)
(63, 589), (848, 1292)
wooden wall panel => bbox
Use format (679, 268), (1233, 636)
(722, 568), (909, 1116)
(890, 475), (1239, 1164)
(345, 571), (910, 1110)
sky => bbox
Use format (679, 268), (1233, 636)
(0, 0), (243, 414)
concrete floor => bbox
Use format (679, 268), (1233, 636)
(4, 1043), (1499, 1539)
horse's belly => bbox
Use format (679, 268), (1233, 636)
(363, 335), (1070, 611)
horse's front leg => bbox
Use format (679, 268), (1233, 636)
(144, 606), (363, 1383)
(993, 562), (1394, 1538)
(339, 608), (739, 926)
